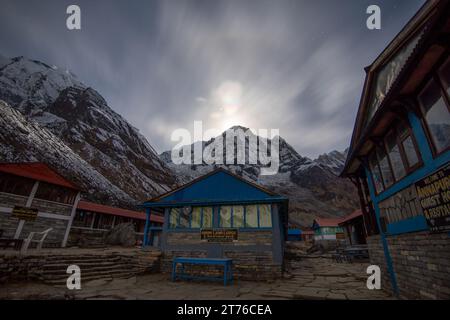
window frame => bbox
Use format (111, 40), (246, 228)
(416, 55), (450, 158)
(368, 119), (423, 195)
(218, 204), (272, 229)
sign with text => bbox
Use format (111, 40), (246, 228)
(201, 228), (238, 242)
(11, 206), (38, 221)
(415, 164), (450, 233)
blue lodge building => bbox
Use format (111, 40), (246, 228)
(141, 168), (289, 280)
(342, 0), (450, 299)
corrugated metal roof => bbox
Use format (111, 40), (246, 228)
(145, 168), (287, 205)
(0, 162), (79, 190)
(339, 209), (363, 225)
(77, 200), (164, 223)
(313, 218), (343, 228)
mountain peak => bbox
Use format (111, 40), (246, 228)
(227, 125), (250, 132)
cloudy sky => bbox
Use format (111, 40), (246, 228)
(0, 0), (425, 158)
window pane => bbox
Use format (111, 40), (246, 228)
(369, 152), (384, 193)
(377, 147), (394, 188)
(179, 207), (190, 228)
(419, 79), (450, 153)
(232, 206), (244, 228)
(191, 207), (202, 228)
(385, 131), (406, 180)
(169, 208), (179, 228)
(202, 207), (213, 228)
(439, 58), (450, 97)
(245, 205), (258, 227)
(402, 136), (419, 167)
(219, 206), (232, 228)
(259, 204), (272, 227)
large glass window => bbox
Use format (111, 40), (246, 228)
(385, 130), (406, 180)
(259, 204), (272, 227)
(245, 205), (258, 228)
(202, 207), (213, 228)
(191, 207), (202, 228)
(418, 78), (450, 153)
(232, 206), (245, 228)
(219, 206), (232, 227)
(397, 122), (420, 169)
(369, 152), (384, 193)
(377, 147), (394, 188)
(179, 207), (190, 228)
(169, 208), (179, 228)
(169, 206), (213, 229)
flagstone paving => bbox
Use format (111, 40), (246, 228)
(0, 256), (393, 300)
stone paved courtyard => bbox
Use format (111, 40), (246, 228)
(0, 256), (393, 300)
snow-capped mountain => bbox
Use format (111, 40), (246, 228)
(0, 55), (177, 207)
(161, 127), (358, 227)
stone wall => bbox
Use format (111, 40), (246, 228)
(162, 230), (283, 280)
(367, 232), (450, 299)
(68, 227), (147, 248)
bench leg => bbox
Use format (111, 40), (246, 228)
(223, 263), (227, 286)
(229, 263), (233, 285)
(172, 261), (176, 282)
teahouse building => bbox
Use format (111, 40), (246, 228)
(141, 168), (289, 280)
(0, 162), (81, 247)
(341, 0), (450, 299)
(69, 201), (164, 247)
(312, 218), (345, 244)
(338, 210), (367, 246)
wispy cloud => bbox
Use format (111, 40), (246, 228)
(0, 0), (426, 157)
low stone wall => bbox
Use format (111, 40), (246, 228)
(68, 228), (107, 247)
(68, 228), (146, 248)
(367, 231), (450, 299)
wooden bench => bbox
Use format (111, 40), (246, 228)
(171, 257), (233, 286)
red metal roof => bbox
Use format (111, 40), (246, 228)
(314, 217), (343, 228)
(339, 209), (363, 225)
(77, 200), (164, 223)
(0, 162), (79, 190)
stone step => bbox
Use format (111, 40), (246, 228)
(45, 255), (122, 262)
(42, 264), (140, 275)
(43, 271), (136, 285)
(41, 266), (140, 280)
(43, 260), (126, 269)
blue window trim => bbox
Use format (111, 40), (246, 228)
(365, 110), (450, 235)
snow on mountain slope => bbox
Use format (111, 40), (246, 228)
(0, 101), (135, 206)
(0, 55), (177, 206)
(161, 127), (358, 227)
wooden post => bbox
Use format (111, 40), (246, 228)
(14, 181), (39, 239)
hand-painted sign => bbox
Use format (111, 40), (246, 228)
(415, 164), (450, 233)
(200, 228), (238, 242)
(11, 206), (38, 221)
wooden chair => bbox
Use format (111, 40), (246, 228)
(20, 228), (53, 254)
